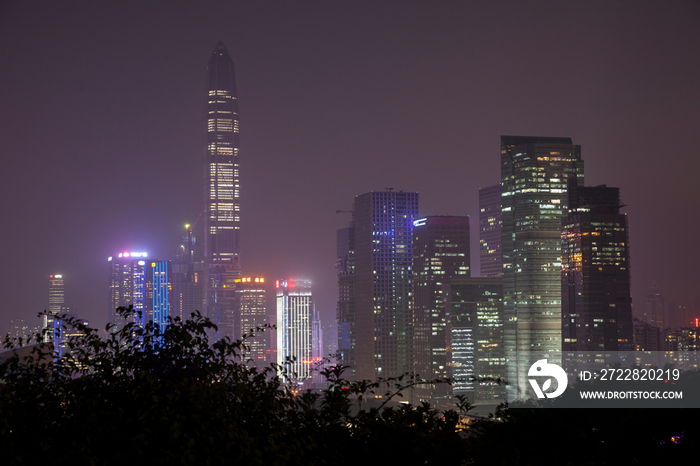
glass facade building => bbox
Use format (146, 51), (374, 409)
(479, 184), (502, 278)
(444, 277), (504, 405)
(203, 41), (241, 339)
(336, 225), (356, 380)
(45, 274), (66, 342)
(412, 216), (470, 405)
(172, 225), (204, 321)
(235, 277), (268, 365)
(561, 183), (632, 351)
(352, 191), (419, 381)
(145, 260), (172, 334)
(108, 251), (148, 332)
(276, 279), (314, 380)
(500, 136), (583, 399)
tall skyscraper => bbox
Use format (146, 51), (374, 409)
(108, 251), (149, 331)
(412, 216), (470, 405)
(276, 279), (314, 381)
(500, 136), (583, 399)
(352, 191), (418, 381)
(145, 260), (172, 333)
(203, 41), (241, 339)
(479, 185), (502, 278)
(561, 182), (633, 351)
(235, 277), (268, 365)
(644, 283), (665, 329)
(172, 224), (204, 321)
(45, 274), (66, 341)
(335, 225), (356, 379)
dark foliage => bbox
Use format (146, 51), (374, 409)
(1, 308), (470, 465)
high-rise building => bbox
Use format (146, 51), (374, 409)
(479, 185), (502, 278)
(172, 224), (204, 321)
(311, 309), (325, 385)
(45, 274), (66, 342)
(352, 191), (419, 381)
(561, 183), (633, 351)
(500, 136), (583, 399)
(203, 41), (241, 339)
(145, 260), (172, 333)
(276, 279), (314, 381)
(335, 225), (356, 379)
(633, 317), (661, 351)
(444, 277), (505, 405)
(644, 283), (665, 329)
(412, 216), (470, 404)
(235, 277), (267, 365)
(108, 251), (149, 331)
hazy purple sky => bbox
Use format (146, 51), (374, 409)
(1, 1), (699, 331)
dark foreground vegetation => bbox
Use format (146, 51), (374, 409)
(1, 308), (696, 465)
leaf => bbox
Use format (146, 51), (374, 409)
(542, 379), (552, 392)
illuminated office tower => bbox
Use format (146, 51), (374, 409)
(203, 41), (241, 339)
(108, 251), (148, 331)
(561, 183), (632, 351)
(500, 136), (583, 399)
(235, 277), (267, 365)
(444, 278), (504, 405)
(145, 260), (172, 333)
(45, 274), (66, 341)
(479, 185), (502, 278)
(336, 225), (356, 379)
(276, 279), (314, 380)
(352, 191), (419, 380)
(412, 216), (470, 405)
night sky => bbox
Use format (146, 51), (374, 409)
(1, 1), (699, 332)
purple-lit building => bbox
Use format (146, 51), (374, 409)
(108, 251), (148, 332)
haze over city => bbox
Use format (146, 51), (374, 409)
(1, 0), (699, 332)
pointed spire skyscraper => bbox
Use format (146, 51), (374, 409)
(203, 41), (241, 338)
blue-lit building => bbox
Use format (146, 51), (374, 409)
(108, 251), (148, 332)
(146, 260), (172, 334)
(53, 313), (89, 361)
(108, 252), (171, 334)
(351, 190), (419, 381)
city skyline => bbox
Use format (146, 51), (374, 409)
(1, 1), (699, 334)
